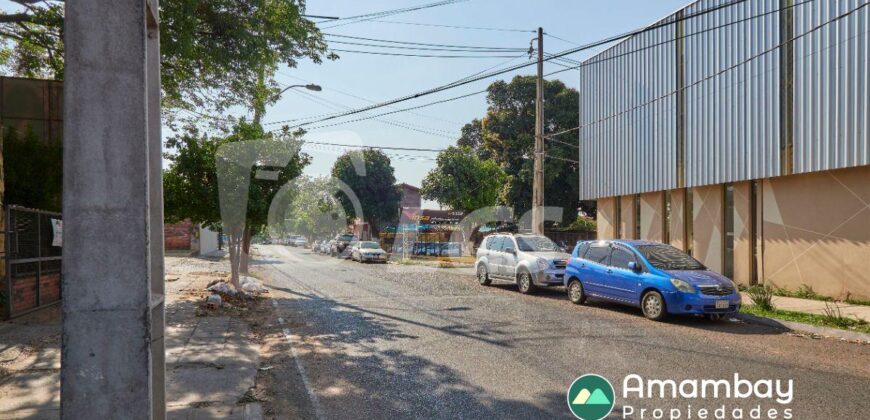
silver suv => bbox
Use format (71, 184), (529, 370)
(475, 234), (569, 294)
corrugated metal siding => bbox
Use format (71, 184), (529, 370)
(793, 0), (870, 173)
(683, 0), (782, 187)
(578, 17), (677, 200)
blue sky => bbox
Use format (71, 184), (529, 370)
(269, 0), (689, 193)
(1, 0), (689, 206)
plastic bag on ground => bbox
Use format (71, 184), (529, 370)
(239, 276), (269, 294)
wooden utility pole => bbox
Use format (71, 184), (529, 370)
(532, 27), (545, 235)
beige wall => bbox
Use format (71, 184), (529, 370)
(761, 166), (870, 300)
(733, 181), (754, 286)
(669, 189), (687, 251)
(693, 184), (724, 273)
(640, 191), (665, 242)
(619, 195), (637, 239)
(596, 197), (617, 240)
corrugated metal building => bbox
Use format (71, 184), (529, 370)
(578, 0), (870, 299)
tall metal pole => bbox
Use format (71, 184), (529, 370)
(532, 27), (545, 235)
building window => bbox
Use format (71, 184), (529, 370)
(723, 184), (735, 279)
(635, 194), (641, 239)
(664, 190), (671, 244)
(686, 188), (693, 255)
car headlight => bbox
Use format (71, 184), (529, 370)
(536, 258), (550, 270)
(670, 278), (696, 293)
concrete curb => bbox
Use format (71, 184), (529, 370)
(736, 314), (870, 343)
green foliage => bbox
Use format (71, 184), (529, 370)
(1, 0), (332, 117)
(280, 176), (346, 240)
(163, 121), (310, 235)
(568, 217), (597, 233)
(747, 285), (775, 311)
(2, 126), (62, 211)
(740, 305), (870, 334)
(460, 76), (581, 223)
(330, 149), (401, 234)
(420, 146), (506, 212)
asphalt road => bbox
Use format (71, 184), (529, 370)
(256, 245), (870, 420)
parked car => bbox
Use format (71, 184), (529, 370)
(322, 240), (335, 254)
(475, 234), (569, 294)
(311, 240), (321, 252)
(293, 236), (308, 248)
(331, 233), (358, 258)
(564, 240), (741, 321)
(351, 241), (388, 263)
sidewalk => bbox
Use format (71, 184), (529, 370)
(740, 292), (870, 321)
(0, 254), (264, 419)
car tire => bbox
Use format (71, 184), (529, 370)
(477, 264), (492, 286)
(641, 290), (668, 321)
(517, 270), (536, 294)
(567, 279), (586, 305)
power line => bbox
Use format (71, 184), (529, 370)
(546, 0), (869, 139)
(330, 48), (522, 58)
(367, 19), (535, 33)
(327, 40), (526, 53)
(323, 33), (526, 51)
(302, 140), (444, 152)
(269, 0), (750, 131)
(321, 0), (468, 29)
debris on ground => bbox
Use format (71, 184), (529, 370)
(207, 280), (238, 296)
(240, 276), (269, 294)
(206, 294), (222, 309)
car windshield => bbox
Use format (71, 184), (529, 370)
(635, 245), (706, 270)
(339, 235), (355, 241)
(360, 242), (379, 249)
(515, 236), (559, 252)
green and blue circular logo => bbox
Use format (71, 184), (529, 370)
(567, 374), (616, 420)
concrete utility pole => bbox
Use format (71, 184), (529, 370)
(532, 27), (545, 235)
(62, 1), (165, 419)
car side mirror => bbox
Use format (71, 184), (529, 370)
(628, 261), (641, 272)
(505, 247), (516, 255)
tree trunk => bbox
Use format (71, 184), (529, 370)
(227, 229), (242, 290)
(240, 225), (252, 275)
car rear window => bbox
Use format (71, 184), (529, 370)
(584, 246), (610, 264)
(635, 245), (706, 270)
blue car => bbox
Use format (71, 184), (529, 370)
(564, 240), (741, 321)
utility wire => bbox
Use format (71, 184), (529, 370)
(330, 49), (522, 58)
(270, 0), (750, 131)
(327, 40), (527, 53)
(545, 0), (869, 139)
(321, 0), (468, 29)
(302, 140), (444, 152)
(367, 19), (535, 33)
(323, 33), (526, 51)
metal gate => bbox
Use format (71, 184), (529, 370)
(3, 205), (62, 318)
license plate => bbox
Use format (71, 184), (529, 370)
(715, 300), (729, 309)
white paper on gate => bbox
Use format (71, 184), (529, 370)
(51, 219), (63, 247)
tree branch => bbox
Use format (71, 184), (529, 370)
(0, 13), (37, 24)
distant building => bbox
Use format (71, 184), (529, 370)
(576, 0), (869, 300)
(398, 183), (421, 209)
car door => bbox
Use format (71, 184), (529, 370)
(501, 237), (519, 278)
(486, 236), (504, 277)
(604, 245), (644, 304)
(580, 244), (611, 295)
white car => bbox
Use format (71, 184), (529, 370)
(351, 241), (387, 263)
(475, 234), (569, 294)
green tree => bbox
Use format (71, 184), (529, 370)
(330, 149), (401, 236)
(280, 176), (346, 241)
(1, 126), (62, 211)
(0, 0), (333, 118)
(420, 146), (506, 212)
(465, 75), (581, 224)
(163, 121), (310, 286)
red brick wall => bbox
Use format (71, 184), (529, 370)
(165, 220), (193, 250)
(9, 272), (60, 314)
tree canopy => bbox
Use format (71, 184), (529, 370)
(420, 146), (506, 213)
(330, 149), (401, 235)
(0, 0), (334, 118)
(461, 75), (582, 223)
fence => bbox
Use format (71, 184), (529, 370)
(3, 205), (62, 318)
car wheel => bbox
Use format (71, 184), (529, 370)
(567, 279), (586, 305)
(517, 270), (535, 294)
(641, 291), (668, 321)
(477, 264), (492, 286)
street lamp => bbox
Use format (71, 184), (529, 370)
(278, 83), (322, 96)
